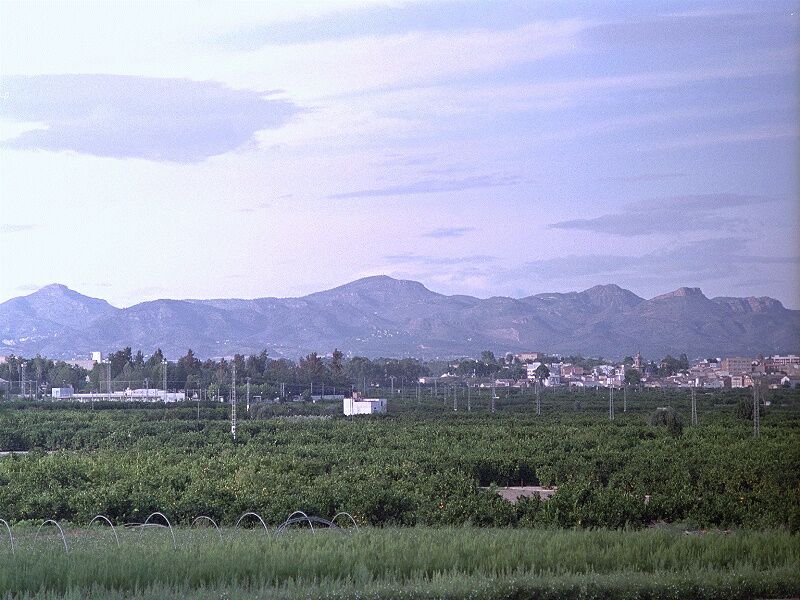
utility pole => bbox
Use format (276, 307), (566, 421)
(453, 386), (457, 411)
(246, 377), (250, 413)
(467, 385), (471, 412)
(20, 363), (25, 399)
(690, 387), (698, 426)
(231, 363), (237, 441)
(609, 385), (615, 420)
(535, 382), (541, 416)
(417, 381), (421, 404)
(753, 381), (760, 438)
(145, 378), (149, 400)
(623, 385), (627, 413)
(491, 384), (496, 413)
(389, 375), (395, 396)
(162, 359), (168, 403)
(35, 360), (42, 400)
(104, 359), (112, 400)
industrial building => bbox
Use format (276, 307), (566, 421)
(50, 387), (185, 402)
(343, 393), (387, 415)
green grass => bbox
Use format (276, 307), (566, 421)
(1, 527), (798, 599)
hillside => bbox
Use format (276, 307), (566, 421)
(0, 276), (797, 359)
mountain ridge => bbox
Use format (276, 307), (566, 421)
(0, 277), (797, 360)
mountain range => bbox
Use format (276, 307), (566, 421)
(0, 276), (798, 360)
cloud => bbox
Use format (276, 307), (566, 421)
(218, 2), (567, 48)
(383, 253), (496, 266)
(652, 124), (797, 150)
(508, 237), (799, 283)
(597, 172), (688, 183)
(422, 226), (476, 239)
(14, 282), (41, 292)
(327, 174), (518, 199)
(0, 224), (35, 233)
(583, 7), (793, 56)
(548, 193), (772, 237)
(0, 75), (300, 162)
(378, 237), (798, 305)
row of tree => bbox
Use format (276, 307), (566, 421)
(0, 349), (430, 400)
(0, 348), (694, 401)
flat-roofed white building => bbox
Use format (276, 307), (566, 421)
(343, 395), (387, 415)
(70, 389), (186, 403)
(51, 387), (74, 398)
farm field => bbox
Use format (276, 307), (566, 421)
(1, 526), (799, 599)
(0, 387), (799, 598)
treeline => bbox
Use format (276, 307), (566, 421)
(0, 347), (703, 401)
(0, 348), (431, 400)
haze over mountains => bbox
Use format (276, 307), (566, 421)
(1, 276), (797, 360)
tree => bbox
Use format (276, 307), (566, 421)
(624, 369), (641, 385)
(298, 352), (326, 384)
(735, 398), (765, 421)
(649, 407), (684, 437)
(533, 364), (550, 382)
(331, 349), (344, 376)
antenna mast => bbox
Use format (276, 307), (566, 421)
(231, 363), (237, 441)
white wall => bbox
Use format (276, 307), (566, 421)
(343, 398), (387, 415)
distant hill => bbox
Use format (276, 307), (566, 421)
(0, 276), (797, 359)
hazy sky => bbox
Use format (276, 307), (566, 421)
(1, 1), (798, 307)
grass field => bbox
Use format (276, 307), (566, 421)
(1, 389), (798, 598)
(2, 526), (799, 599)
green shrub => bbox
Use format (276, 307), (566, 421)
(648, 406), (684, 437)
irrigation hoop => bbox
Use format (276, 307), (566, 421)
(34, 519), (69, 553)
(277, 510), (315, 533)
(142, 512), (177, 549)
(332, 512), (359, 531)
(89, 515), (120, 548)
(0, 519), (15, 554)
(233, 512), (270, 536)
(191, 516), (223, 542)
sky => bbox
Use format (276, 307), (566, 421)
(0, 0), (798, 308)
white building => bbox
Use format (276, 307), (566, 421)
(544, 373), (562, 387)
(343, 395), (387, 415)
(51, 387), (74, 398)
(525, 362), (543, 379)
(70, 388), (186, 403)
(63, 358), (95, 370)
